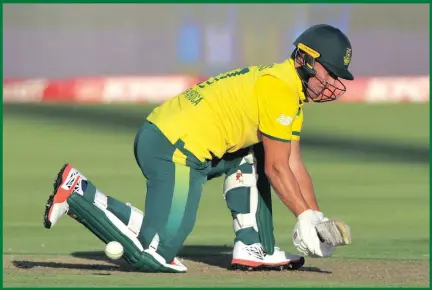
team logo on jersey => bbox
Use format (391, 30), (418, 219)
(344, 48), (352, 66)
(276, 114), (293, 126)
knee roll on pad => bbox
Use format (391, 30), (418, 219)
(125, 202), (144, 236)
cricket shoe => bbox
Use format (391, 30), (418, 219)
(141, 248), (188, 273)
(231, 241), (305, 271)
(168, 257), (188, 273)
(43, 163), (87, 229)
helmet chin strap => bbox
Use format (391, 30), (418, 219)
(296, 66), (313, 103)
(292, 48), (319, 103)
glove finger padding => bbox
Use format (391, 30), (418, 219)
(309, 239), (334, 258)
(299, 219), (334, 258)
(292, 227), (308, 255)
(292, 210), (334, 258)
(315, 219), (352, 247)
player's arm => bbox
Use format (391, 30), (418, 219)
(290, 140), (320, 211)
(288, 108), (320, 211)
(256, 75), (310, 217)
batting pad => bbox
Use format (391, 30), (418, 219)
(223, 151), (275, 255)
(67, 193), (184, 273)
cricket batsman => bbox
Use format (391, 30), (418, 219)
(43, 24), (354, 273)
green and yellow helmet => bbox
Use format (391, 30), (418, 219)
(292, 24), (354, 102)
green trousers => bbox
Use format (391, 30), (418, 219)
(133, 121), (273, 263)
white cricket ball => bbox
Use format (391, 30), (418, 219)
(105, 241), (124, 260)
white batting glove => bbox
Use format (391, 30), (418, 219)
(314, 210), (329, 222)
(313, 210), (335, 257)
(292, 209), (334, 258)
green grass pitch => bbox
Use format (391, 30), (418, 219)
(3, 103), (429, 287)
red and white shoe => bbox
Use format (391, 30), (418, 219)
(169, 257), (188, 272)
(231, 241), (305, 271)
(43, 163), (86, 229)
(141, 249), (188, 273)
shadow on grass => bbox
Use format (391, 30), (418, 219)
(12, 260), (124, 273)
(4, 103), (428, 164)
(12, 245), (331, 274)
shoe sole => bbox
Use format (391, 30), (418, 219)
(231, 257), (305, 271)
(43, 163), (69, 229)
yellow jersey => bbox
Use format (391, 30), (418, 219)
(146, 58), (307, 162)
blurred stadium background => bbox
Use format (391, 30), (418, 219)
(3, 4), (430, 286)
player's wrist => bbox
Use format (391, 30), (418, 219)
(296, 208), (315, 220)
(313, 210), (324, 220)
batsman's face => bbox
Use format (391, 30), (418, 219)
(307, 61), (343, 102)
